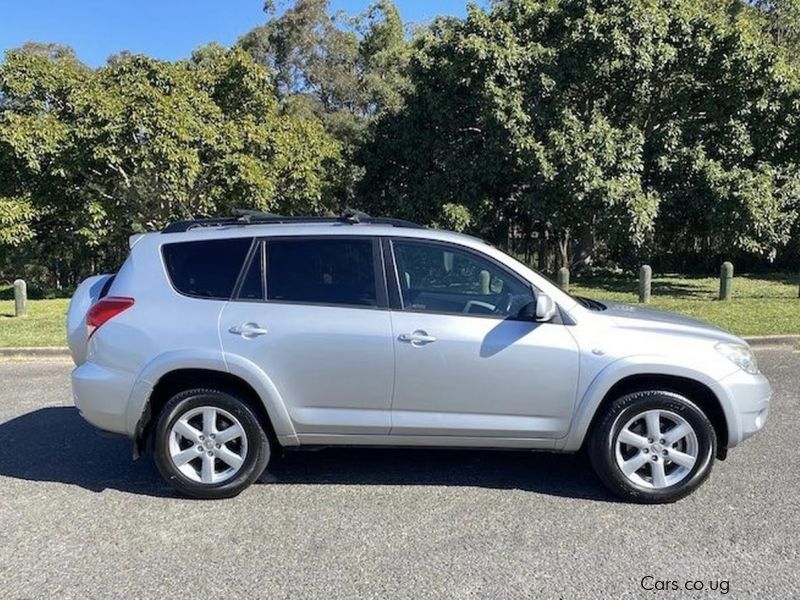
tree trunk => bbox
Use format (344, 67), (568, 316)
(557, 230), (570, 270)
(571, 224), (595, 272)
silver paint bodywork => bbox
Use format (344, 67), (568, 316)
(69, 223), (771, 454)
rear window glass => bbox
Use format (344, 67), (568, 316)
(162, 238), (253, 299)
(267, 238), (377, 307)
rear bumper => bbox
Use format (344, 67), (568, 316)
(71, 361), (136, 436)
(720, 369), (771, 448)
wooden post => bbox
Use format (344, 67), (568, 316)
(557, 267), (570, 293)
(639, 265), (652, 304)
(13, 279), (27, 317)
(719, 262), (733, 301)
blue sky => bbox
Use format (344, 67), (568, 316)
(0, 0), (476, 67)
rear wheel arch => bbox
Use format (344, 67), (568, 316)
(138, 368), (279, 455)
(153, 387), (271, 498)
(584, 374), (729, 460)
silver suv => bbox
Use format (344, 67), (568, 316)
(67, 211), (771, 502)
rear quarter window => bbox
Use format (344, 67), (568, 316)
(162, 238), (253, 299)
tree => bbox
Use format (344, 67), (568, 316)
(238, 0), (410, 203)
(754, 0), (800, 52)
(0, 44), (340, 287)
(358, 0), (800, 271)
(239, 0), (408, 116)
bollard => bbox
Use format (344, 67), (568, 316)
(479, 270), (490, 295)
(13, 279), (27, 317)
(719, 262), (733, 301)
(557, 267), (570, 293)
(639, 265), (652, 304)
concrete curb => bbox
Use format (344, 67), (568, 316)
(743, 335), (800, 347)
(0, 347), (71, 357)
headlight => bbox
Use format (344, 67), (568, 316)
(715, 342), (759, 375)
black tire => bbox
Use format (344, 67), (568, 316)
(589, 390), (716, 504)
(153, 388), (270, 499)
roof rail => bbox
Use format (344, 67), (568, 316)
(161, 209), (421, 234)
(231, 208), (285, 222)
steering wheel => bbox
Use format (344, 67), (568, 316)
(493, 292), (514, 316)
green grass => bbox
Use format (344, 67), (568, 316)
(0, 295), (69, 347)
(0, 274), (799, 347)
(571, 273), (800, 337)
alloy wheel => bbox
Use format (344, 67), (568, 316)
(614, 409), (699, 489)
(168, 406), (249, 484)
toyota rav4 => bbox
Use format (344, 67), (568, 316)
(67, 211), (771, 502)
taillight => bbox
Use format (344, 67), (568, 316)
(86, 297), (135, 339)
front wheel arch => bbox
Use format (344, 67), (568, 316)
(589, 390), (717, 503)
(583, 374), (728, 460)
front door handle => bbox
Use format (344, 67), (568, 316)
(398, 330), (437, 346)
(229, 322), (268, 338)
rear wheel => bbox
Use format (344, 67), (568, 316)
(153, 388), (270, 499)
(589, 390), (716, 503)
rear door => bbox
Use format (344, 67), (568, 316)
(219, 236), (395, 436)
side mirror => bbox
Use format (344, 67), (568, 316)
(518, 294), (557, 322)
(535, 294), (557, 322)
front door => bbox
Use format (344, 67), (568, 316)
(388, 239), (579, 439)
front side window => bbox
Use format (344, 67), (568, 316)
(267, 238), (378, 307)
(162, 238), (253, 299)
(392, 240), (534, 317)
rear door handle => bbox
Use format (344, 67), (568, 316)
(398, 330), (437, 346)
(229, 322), (268, 338)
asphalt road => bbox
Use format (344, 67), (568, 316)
(0, 350), (798, 599)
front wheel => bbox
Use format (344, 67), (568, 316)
(589, 390), (716, 503)
(153, 388), (271, 499)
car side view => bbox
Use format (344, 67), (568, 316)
(67, 211), (771, 503)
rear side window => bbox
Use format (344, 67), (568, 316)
(162, 238), (253, 299)
(267, 238), (377, 307)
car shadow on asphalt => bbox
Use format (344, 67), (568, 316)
(0, 407), (617, 502)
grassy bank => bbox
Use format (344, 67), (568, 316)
(0, 296), (69, 347)
(570, 273), (800, 336)
(1, 274), (799, 347)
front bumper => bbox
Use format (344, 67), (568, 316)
(71, 361), (136, 436)
(719, 368), (771, 448)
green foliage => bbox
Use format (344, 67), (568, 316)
(435, 203), (473, 233)
(1, 0), (800, 289)
(0, 44), (339, 286)
(238, 0), (411, 204)
(239, 0), (409, 117)
(753, 0), (800, 59)
(0, 196), (35, 245)
(358, 0), (800, 271)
